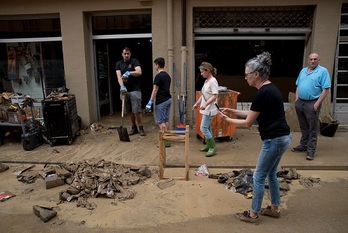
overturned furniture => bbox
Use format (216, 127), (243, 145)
(159, 125), (189, 181)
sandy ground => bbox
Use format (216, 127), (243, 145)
(1, 166), (348, 233)
(1, 114), (348, 232)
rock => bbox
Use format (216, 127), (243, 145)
(33, 205), (57, 222)
(0, 162), (9, 173)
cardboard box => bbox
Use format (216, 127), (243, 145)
(7, 111), (20, 123)
(7, 110), (27, 123)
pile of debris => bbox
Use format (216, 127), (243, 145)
(209, 168), (302, 198)
(17, 159), (152, 210)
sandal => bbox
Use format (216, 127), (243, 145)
(235, 210), (259, 223)
(260, 206), (281, 218)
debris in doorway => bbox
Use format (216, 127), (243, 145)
(90, 122), (104, 132)
(51, 149), (60, 154)
(0, 191), (15, 202)
(195, 164), (209, 176)
(33, 205), (57, 222)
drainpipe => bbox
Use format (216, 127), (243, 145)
(167, 0), (175, 128)
(180, 0), (187, 124)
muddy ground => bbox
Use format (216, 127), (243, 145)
(0, 114), (348, 233)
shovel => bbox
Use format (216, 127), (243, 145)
(117, 94), (130, 142)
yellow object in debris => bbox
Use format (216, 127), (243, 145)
(9, 105), (18, 111)
(245, 192), (253, 199)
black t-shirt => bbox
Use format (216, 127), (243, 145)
(250, 83), (290, 140)
(154, 71), (172, 105)
(115, 58), (141, 92)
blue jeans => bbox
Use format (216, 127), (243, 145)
(251, 133), (292, 213)
(200, 114), (214, 139)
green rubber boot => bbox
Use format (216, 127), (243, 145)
(199, 143), (209, 152)
(205, 138), (217, 157)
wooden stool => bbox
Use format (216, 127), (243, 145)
(159, 125), (189, 181)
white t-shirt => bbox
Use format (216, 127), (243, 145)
(200, 77), (219, 116)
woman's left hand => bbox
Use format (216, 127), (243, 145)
(218, 111), (228, 120)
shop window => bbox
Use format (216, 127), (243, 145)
(0, 42), (65, 99)
(0, 18), (61, 39)
(0, 17), (64, 99)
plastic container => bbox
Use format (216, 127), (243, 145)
(195, 90), (240, 140)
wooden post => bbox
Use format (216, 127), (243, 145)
(159, 129), (166, 179)
(184, 125), (189, 181)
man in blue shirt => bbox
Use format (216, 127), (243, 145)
(292, 53), (331, 160)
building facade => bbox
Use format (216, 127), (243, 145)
(0, 0), (347, 128)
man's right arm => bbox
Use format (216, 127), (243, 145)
(295, 87), (299, 101)
(116, 69), (124, 87)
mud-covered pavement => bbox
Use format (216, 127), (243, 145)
(1, 114), (348, 232)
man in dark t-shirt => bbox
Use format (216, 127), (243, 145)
(145, 57), (172, 143)
(116, 47), (145, 136)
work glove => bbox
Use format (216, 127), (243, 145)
(123, 71), (131, 77)
(146, 100), (153, 111)
(122, 71), (130, 82)
(120, 85), (127, 95)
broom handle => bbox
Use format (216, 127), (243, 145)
(121, 96), (125, 118)
(121, 95), (125, 126)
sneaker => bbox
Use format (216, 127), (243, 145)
(260, 206), (281, 218)
(235, 210), (259, 223)
(306, 151), (315, 160)
(139, 126), (146, 136)
(129, 127), (139, 135)
(291, 145), (307, 153)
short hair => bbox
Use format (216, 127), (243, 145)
(154, 57), (165, 68)
(122, 47), (131, 53)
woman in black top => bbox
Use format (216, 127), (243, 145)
(219, 52), (292, 223)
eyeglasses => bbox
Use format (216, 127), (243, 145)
(245, 71), (255, 77)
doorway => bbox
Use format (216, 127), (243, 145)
(94, 38), (153, 118)
(194, 39), (305, 102)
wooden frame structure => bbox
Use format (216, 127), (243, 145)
(158, 125), (189, 181)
